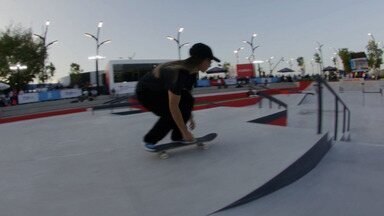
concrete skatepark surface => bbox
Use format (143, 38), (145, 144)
(0, 81), (383, 215)
(0, 105), (326, 216)
(215, 81), (384, 216)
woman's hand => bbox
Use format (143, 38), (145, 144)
(168, 90), (195, 142)
(182, 130), (195, 142)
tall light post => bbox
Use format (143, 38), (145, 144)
(166, 27), (189, 60)
(33, 20), (58, 83)
(84, 21), (111, 94)
(368, 33), (376, 41)
(242, 33), (259, 62)
(310, 59), (315, 74)
(316, 41), (324, 76)
(233, 47), (244, 64)
(271, 57), (285, 75)
(266, 56), (274, 75)
(331, 56), (338, 69)
(287, 58), (295, 69)
(253, 60), (264, 77)
(243, 33), (259, 78)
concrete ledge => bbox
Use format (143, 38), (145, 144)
(248, 110), (287, 126)
(0, 108), (87, 124)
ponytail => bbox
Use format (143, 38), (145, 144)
(153, 57), (203, 78)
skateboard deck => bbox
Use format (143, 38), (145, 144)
(153, 133), (217, 159)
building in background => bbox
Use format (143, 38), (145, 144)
(350, 52), (368, 78)
(105, 59), (171, 95)
(59, 70), (105, 88)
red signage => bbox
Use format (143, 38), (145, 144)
(236, 64), (254, 78)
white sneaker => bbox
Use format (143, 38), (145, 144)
(144, 143), (156, 152)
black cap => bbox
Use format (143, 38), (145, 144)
(189, 43), (220, 62)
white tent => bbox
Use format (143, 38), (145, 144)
(0, 82), (10, 90)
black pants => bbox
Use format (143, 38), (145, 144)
(136, 90), (194, 144)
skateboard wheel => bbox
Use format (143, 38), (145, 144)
(158, 151), (169, 159)
(196, 143), (209, 150)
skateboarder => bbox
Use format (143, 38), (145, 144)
(135, 43), (220, 151)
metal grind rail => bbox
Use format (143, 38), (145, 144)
(315, 75), (351, 141)
(256, 91), (288, 109)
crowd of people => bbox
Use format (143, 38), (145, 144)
(0, 89), (18, 107)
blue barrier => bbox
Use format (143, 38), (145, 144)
(196, 80), (211, 87)
(252, 77), (280, 84)
(38, 90), (61, 101)
(18, 89), (83, 104)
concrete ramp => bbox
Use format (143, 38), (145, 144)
(0, 106), (329, 216)
(214, 141), (384, 216)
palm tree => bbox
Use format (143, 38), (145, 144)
(296, 57), (305, 75)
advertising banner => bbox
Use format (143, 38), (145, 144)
(224, 78), (237, 85)
(60, 89), (82, 99)
(196, 80), (211, 87)
(18, 93), (39, 104)
(253, 77), (281, 84)
(236, 64), (254, 78)
(38, 90), (61, 101)
(17, 89), (82, 104)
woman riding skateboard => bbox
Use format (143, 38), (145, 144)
(135, 43), (220, 151)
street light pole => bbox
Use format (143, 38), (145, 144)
(33, 20), (58, 84)
(84, 21), (111, 94)
(266, 56), (274, 75)
(287, 58), (294, 70)
(273, 57), (285, 71)
(253, 60), (264, 77)
(368, 33), (376, 41)
(316, 41), (324, 76)
(233, 47), (244, 64)
(243, 33), (260, 78)
(166, 27), (189, 59)
(310, 59), (315, 75)
(242, 33), (259, 62)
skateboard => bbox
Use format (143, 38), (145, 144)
(152, 133), (217, 159)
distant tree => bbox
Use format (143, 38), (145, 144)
(222, 62), (231, 78)
(0, 24), (44, 90)
(296, 57), (305, 75)
(313, 53), (321, 64)
(366, 40), (383, 78)
(331, 56), (337, 67)
(69, 63), (82, 87)
(38, 62), (56, 83)
(338, 48), (352, 74)
(313, 53), (322, 74)
(222, 62), (231, 70)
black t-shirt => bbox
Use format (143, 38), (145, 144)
(136, 65), (196, 96)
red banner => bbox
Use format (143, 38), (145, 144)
(236, 64), (254, 78)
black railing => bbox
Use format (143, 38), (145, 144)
(102, 95), (132, 105)
(256, 91), (288, 109)
(92, 94), (138, 113)
(297, 92), (315, 106)
(315, 75), (351, 141)
(361, 83), (383, 106)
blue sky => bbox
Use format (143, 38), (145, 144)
(1, 0), (383, 80)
